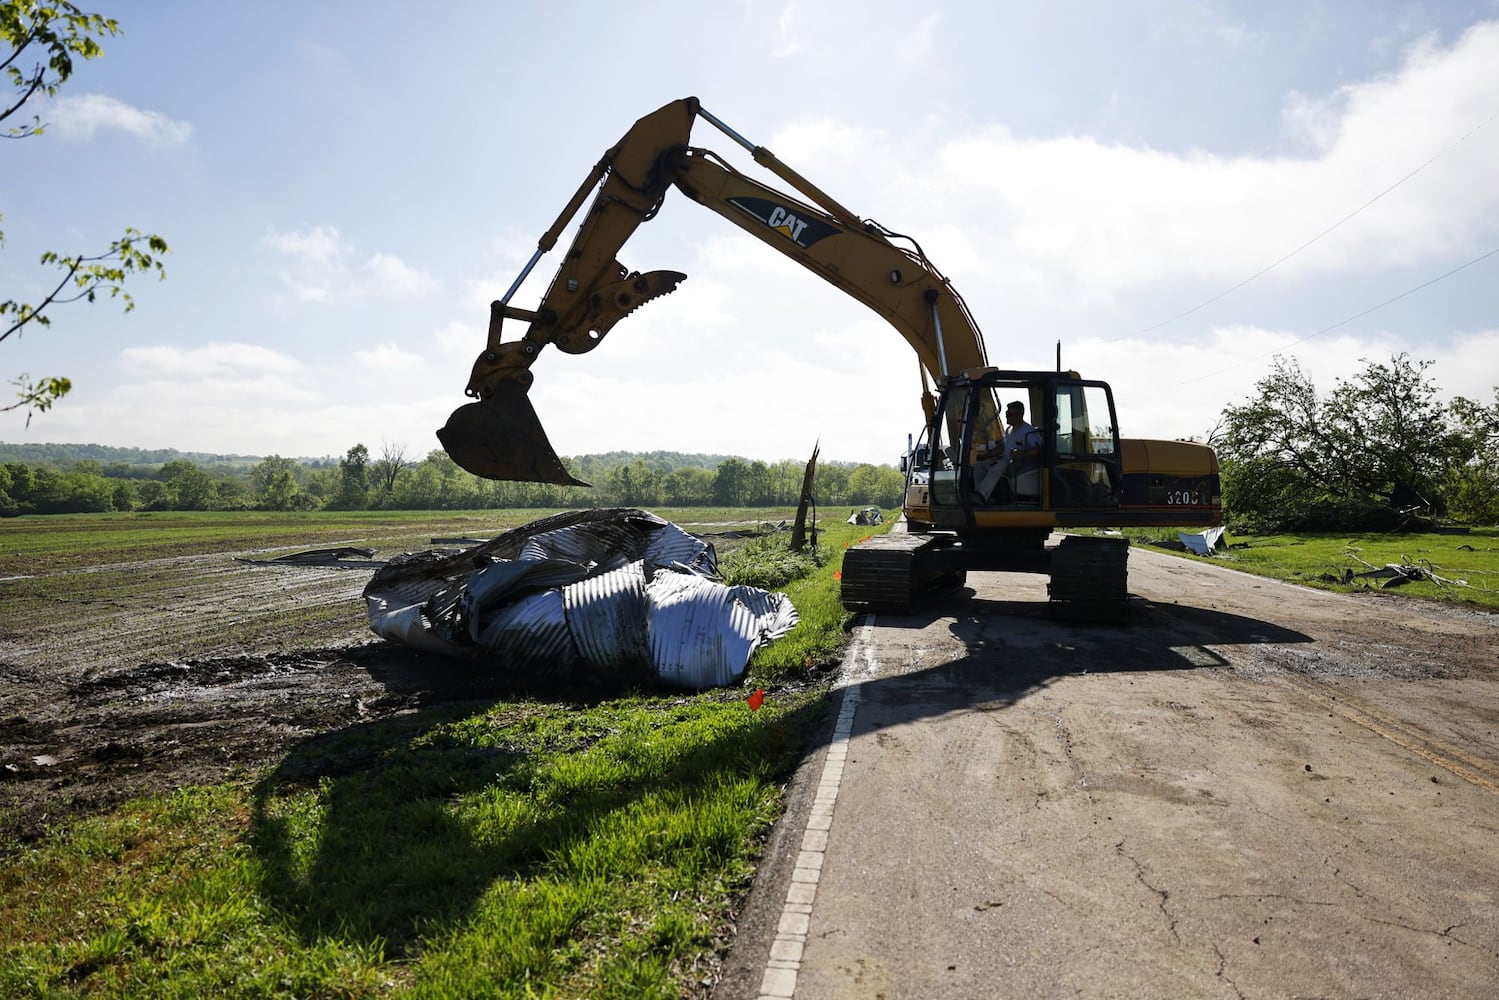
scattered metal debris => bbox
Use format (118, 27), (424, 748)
(1346, 551), (1466, 590)
(362, 508), (799, 690)
(1178, 526), (1227, 556)
(236, 547), (384, 569)
(847, 507), (883, 526)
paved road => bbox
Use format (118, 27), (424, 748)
(714, 541), (1499, 999)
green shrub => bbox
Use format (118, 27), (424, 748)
(719, 534), (824, 589)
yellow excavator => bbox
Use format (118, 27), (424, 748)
(438, 97), (1221, 621)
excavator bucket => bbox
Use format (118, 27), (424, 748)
(437, 386), (590, 487)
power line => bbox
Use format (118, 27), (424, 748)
(1149, 246), (1499, 390)
(1116, 106), (1499, 342)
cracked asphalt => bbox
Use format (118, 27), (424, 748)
(715, 543), (1499, 999)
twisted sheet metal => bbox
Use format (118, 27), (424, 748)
(476, 589), (579, 675)
(642, 522), (719, 577)
(462, 557), (591, 641)
(563, 561), (654, 683)
(363, 508), (796, 689)
(646, 570), (797, 689)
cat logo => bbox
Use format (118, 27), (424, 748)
(727, 196), (839, 249)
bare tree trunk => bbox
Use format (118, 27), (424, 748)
(790, 441), (820, 551)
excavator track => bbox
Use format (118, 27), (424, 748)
(840, 533), (923, 614)
(1047, 534), (1130, 624)
(841, 533), (966, 615)
(841, 532), (1129, 624)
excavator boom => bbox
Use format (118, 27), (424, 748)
(438, 97), (988, 484)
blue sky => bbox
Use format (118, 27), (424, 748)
(4, 0), (1498, 466)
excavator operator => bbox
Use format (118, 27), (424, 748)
(975, 400), (1042, 503)
(1002, 401), (1042, 470)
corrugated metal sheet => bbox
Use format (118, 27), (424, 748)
(562, 561), (653, 683)
(513, 509), (668, 566)
(462, 557), (590, 641)
(475, 589), (579, 674)
(642, 522), (719, 577)
(364, 596), (469, 658)
(724, 584), (801, 642)
(644, 570), (797, 690)
(647, 571), (732, 688)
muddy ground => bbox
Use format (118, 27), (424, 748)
(0, 521), (789, 842)
(1, 549), (444, 839)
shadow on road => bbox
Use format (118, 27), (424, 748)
(837, 589), (1314, 732)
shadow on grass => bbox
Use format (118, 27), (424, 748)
(249, 653), (829, 959)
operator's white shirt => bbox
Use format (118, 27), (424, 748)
(1003, 420), (1042, 468)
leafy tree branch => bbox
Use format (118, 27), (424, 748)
(1, 0), (118, 138)
(2, 0), (168, 422)
(1, 227), (167, 343)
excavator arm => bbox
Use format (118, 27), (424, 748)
(438, 96), (991, 484)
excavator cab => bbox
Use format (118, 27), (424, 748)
(919, 369), (1123, 525)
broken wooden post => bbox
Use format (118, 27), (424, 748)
(790, 440), (820, 552)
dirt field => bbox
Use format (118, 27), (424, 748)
(0, 519), (778, 842)
(0, 547), (500, 840)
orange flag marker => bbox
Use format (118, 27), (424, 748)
(746, 688), (765, 711)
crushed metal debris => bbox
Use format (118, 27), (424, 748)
(1344, 552), (1465, 590)
(1178, 526), (1227, 556)
(236, 547), (384, 568)
(361, 508), (799, 690)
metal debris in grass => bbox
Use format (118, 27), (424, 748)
(363, 508), (799, 690)
(1326, 548), (1499, 595)
(236, 547), (384, 569)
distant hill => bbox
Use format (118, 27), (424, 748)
(0, 442), (867, 472)
(571, 450), (735, 475)
(0, 442), (280, 471)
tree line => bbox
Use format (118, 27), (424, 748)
(6, 352), (1493, 531)
(0, 441), (909, 516)
(1214, 353), (1499, 531)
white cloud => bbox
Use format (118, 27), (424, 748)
(354, 340), (424, 372)
(261, 224), (438, 304)
(117, 342), (301, 378)
(1279, 90), (1344, 153)
(1213, 20), (1259, 49)
(363, 253), (439, 296)
(434, 318), (483, 356)
(261, 225), (345, 269)
(916, 21), (1499, 307)
(772, 3), (804, 59)
(10, 344), (456, 459)
(48, 94), (192, 145)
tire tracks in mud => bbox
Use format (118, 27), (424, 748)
(4, 552), (375, 674)
(0, 551), (432, 840)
